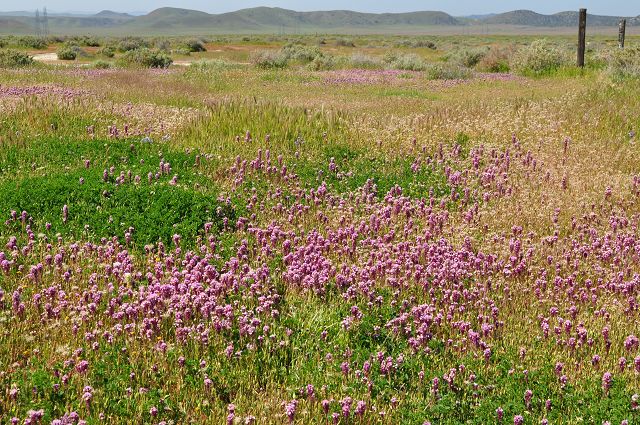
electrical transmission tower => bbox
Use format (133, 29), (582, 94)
(35, 9), (41, 37)
(43, 7), (49, 36)
(34, 8), (49, 38)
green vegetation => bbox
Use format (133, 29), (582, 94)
(0, 49), (34, 68)
(117, 48), (173, 68)
(2, 32), (640, 425)
(0, 137), (232, 248)
(510, 39), (569, 76)
(249, 49), (289, 69)
(97, 45), (116, 57)
(56, 46), (80, 61)
(606, 45), (640, 80)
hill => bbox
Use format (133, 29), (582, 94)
(0, 6), (638, 35)
(485, 9), (637, 26)
(120, 7), (462, 32)
(94, 10), (134, 19)
(0, 17), (32, 32)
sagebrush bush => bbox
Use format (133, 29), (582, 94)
(184, 39), (207, 52)
(390, 53), (428, 71)
(117, 37), (149, 52)
(394, 39), (436, 49)
(383, 51), (399, 64)
(172, 48), (191, 56)
(56, 46), (80, 61)
(425, 63), (471, 80)
(118, 48), (173, 68)
(189, 59), (236, 70)
(476, 45), (516, 73)
(511, 39), (568, 75)
(307, 54), (337, 71)
(446, 47), (487, 68)
(335, 38), (355, 47)
(15, 36), (48, 49)
(282, 44), (324, 63)
(65, 36), (100, 47)
(97, 46), (116, 58)
(0, 49), (34, 68)
(154, 39), (171, 52)
(348, 53), (383, 69)
(249, 49), (288, 69)
(605, 46), (640, 80)
(82, 37), (101, 47)
(184, 59), (238, 81)
(91, 59), (111, 69)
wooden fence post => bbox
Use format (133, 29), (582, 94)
(577, 8), (587, 67)
(619, 19), (626, 49)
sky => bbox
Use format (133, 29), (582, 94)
(4, 0), (638, 16)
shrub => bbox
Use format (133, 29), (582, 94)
(307, 54), (336, 71)
(390, 53), (428, 71)
(335, 38), (355, 47)
(190, 59), (235, 70)
(476, 45), (516, 73)
(605, 46), (640, 80)
(16, 36), (47, 49)
(172, 48), (191, 56)
(383, 51), (400, 64)
(97, 46), (116, 58)
(66, 36), (101, 47)
(425, 63), (471, 80)
(282, 44), (324, 63)
(511, 39), (568, 75)
(117, 37), (149, 52)
(82, 37), (101, 47)
(446, 47), (487, 68)
(394, 39), (436, 49)
(57, 46), (79, 60)
(184, 39), (207, 52)
(154, 39), (171, 52)
(0, 49), (34, 68)
(91, 60), (111, 69)
(348, 53), (383, 69)
(249, 49), (288, 69)
(186, 59), (237, 78)
(118, 48), (173, 68)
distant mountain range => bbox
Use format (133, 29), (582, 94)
(0, 7), (637, 35)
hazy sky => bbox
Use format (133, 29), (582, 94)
(5, 1), (638, 16)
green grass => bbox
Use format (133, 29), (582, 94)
(291, 143), (451, 199)
(375, 88), (439, 100)
(0, 137), (235, 249)
(178, 99), (349, 157)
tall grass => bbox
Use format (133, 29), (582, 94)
(178, 99), (349, 157)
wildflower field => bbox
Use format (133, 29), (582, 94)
(2, 33), (640, 424)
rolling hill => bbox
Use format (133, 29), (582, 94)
(0, 6), (637, 35)
(119, 7), (463, 32)
(94, 10), (134, 19)
(484, 10), (638, 26)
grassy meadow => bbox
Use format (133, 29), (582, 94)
(1, 33), (640, 424)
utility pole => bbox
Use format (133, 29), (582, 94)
(577, 8), (586, 68)
(619, 19), (626, 49)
